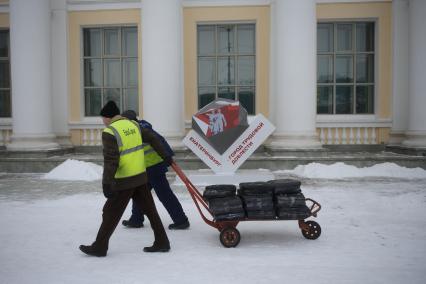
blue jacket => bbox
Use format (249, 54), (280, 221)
(138, 119), (174, 175)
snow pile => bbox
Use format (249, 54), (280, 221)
(41, 159), (102, 181)
(278, 162), (426, 179)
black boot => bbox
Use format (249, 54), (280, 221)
(143, 243), (170, 253)
(122, 219), (144, 228)
(79, 245), (107, 257)
(168, 219), (190, 230)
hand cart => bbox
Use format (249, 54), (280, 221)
(172, 162), (322, 248)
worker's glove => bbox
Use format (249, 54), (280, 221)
(102, 183), (115, 198)
(163, 156), (174, 167)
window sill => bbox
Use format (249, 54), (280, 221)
(0, 118), (12, 128)
(69, 117), (103, 129)
(316, 115), (392, 128)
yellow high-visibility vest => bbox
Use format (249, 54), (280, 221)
(103, 119), (146, 178)
(143, 144), (164, 168)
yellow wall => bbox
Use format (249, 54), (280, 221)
(68, 9), (141, 122)
(70, 129), (82, 145)
(183, 6), (270, 120)
(317, 2), (392, 119)
(0, 13), (8, 27)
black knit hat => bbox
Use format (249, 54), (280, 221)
(100, 101), (120, 118)
(121, 110), (138, 121)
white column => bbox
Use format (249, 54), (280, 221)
(402, 0), (426, 148)
(268, 0), (321, 149)
(51, 0), (71, 146)
(268, 0), (277, 128)
(141, 0), (184, 147)
(8, 0), (59, 150)
(389, 0), (409, 145)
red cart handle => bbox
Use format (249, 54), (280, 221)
(171, 162), (217, 228)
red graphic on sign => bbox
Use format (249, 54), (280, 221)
(194, 105), (240, 137)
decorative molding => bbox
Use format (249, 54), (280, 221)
(316, 0), (391, 3)
(184, 120), (192, 130)
(69, 121), (103, 129)
(0, 128), (12, 146)
(0, 118), (12, 128)
(67, 0), (140, 4)
(317, 126), (382, 145)
(183, 0), (391, 7)
(316, 115), (392, 128)
(0, 4), (9, 13)
(0, 0), (393, 13)
(67, 0), (141, 11)
(183, 0), (271, 7)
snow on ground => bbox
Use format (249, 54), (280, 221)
(277, 162), (426, 179)
(41, 159), (102, 181)
(1, 171), (426, 284)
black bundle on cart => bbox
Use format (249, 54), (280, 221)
(238, 182), (275, 219)
(269, 179), (311, 220)
(203, 185), (245, 220)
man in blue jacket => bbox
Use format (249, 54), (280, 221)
(121, 110), (190, 230)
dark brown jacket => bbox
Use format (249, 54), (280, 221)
(102, 116), (169, 192)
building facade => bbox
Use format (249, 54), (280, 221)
(0, 0), (425, 150)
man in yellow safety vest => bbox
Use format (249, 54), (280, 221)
(79, 101), (172, 256)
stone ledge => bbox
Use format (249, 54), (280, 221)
(0, 146), (75, 158)
(386, 145), (426, 157)
(1, 149), (425, 173)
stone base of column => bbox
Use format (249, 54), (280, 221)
(55, 133), (72, 147)
(265, 132), (322, 150)
(163, 134), (186, 149)
(7, 134), (60, 151)
(388, 131), (406, 145)
(401, 131), (426, 148)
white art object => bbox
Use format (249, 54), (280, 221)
(183, 99), (275, 174)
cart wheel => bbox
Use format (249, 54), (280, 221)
(220, 227), (240, 248)
(301, 221), (321, 240)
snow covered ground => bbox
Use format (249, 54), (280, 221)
(1, 163), (426, 284)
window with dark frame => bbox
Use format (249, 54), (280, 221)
(197, 24), (256, 114)
(0, 29), (10, 117)
(83, 26), (138, 116)
(317, 22), (375, 115)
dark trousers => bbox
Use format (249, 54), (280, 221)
(92, 184), (169, 253)
(130, 171), (187, 225)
